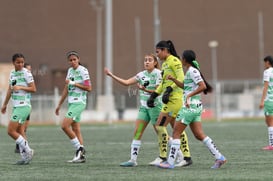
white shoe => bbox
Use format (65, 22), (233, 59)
(149, 157), (165, 166)
(16, 148), (34, 165)
(23, 149), (34, 164)
(68, 147), (86, 163)
(175, 159), (188, 167)
(120, 160), (138, 167)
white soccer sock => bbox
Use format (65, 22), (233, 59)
(70, 137), (81, 150)
(268, 127), (273, 146)
(15, 135), (31, 153)
(176, 149), (184, 161)
(203, 136), (222, 159)
(130, 140), (141, 161)
(167, 139), (180, 165)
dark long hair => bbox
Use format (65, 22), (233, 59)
(182, 50), (213, 94)
(156, 40), (180, 59)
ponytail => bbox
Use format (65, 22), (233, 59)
(166, 40), (179, 59)
(156, 40), (180, 59)
(182, 50), (213, 94)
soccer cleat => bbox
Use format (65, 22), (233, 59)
(182, 158), (193, 167)
(120, 160), (138, 167)
(157, 161), (175, 169)
(15, 159), (28, 165)
(211, 156), (226, 169)
(15, 149), (34, 165)
(174, 159), (190, 167)
(68, 147), (86, 163)
(149, 157), (166, 166)
(24, 149), (34, 164)
(262, 145), (273, 150)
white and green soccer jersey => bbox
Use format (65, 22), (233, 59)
(135, 68), (162, 108)
(66, 65), (91, 104)
(9, 67), (33, 107)
(183, 66), (203, 104)
(263, 67), (273, 101)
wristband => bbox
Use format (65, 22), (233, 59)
(69, 80), (76, 85)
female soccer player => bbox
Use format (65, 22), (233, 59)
(1, 53), (35, 164)
(259, 55), (273, 150)
(158, 50), (226, 169)
(147, 40), (192, 167)
(15, 62), (32, 153)
(104, 54), (162, 166)
(55, 51), (92, 163)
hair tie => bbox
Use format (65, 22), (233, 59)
(192, 60), (200, 69)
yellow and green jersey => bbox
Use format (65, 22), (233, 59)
(155, 55), (184, 97)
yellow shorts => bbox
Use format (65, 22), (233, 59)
(161, 95), (182, 118)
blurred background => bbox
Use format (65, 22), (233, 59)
(1, 0), (272, 125)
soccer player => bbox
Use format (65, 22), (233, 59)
(55, 51), (92, 163)
(259, 55), (273, 150)
(105, 54), (163, 166)
(15, 62), (32, 153)
(147, 40), (192, 167)
(1, 53), (35, 164)
(158, 50), (226, 169)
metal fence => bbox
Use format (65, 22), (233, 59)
(0, 79), (264, 125)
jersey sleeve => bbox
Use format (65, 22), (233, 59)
(135, 71), (142, 83)
(9, 72), (13, 86)
(80, 67), (90, 81)
(170, 58), (184, 89)
(190, 68), (203, 84)
(155, 78), (163, 94)
(25, 70), (34, 83)
(155, 69), (162, 85)
(65, 68), (70, 80)
(264, 69), (270, 82)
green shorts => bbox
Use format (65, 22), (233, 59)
(65, 103), (86, 122)
(137, 105), (161, 125)
(264, 101), (273, 116)
(161, 96), (182, 118)
(176, 104), (202, 125)
(11, 106), (31, 124)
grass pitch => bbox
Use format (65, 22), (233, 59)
(0, 119), (273, 181)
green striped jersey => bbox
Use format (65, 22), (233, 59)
(9, 68), (33, 107)
(66, 65), (91, 104)
(184, 66), (203, 104)
(135, 68), (162, 108)
(263, 67), (273, 101)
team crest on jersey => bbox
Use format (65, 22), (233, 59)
(162, 64), (169, 69)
